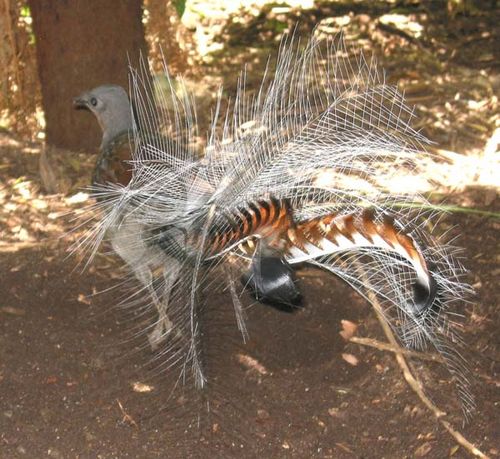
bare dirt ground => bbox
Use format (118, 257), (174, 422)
(1, 3), (499, 458)
(0, 141), (498, 459)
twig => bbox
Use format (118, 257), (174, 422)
(441, 420), (489, 459)
(376, 21), (425, 49)
(356, 266), (489, 458)
(390, 202), (500, 219)
(369, 292), (447, 417)
(349, 336), (444, 363)
(116, 399), (138, 428)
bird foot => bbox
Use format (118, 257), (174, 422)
(147, 315), (175, 351)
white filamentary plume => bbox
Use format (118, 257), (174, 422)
(82, 33), (474, 418)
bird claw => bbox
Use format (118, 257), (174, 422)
(147, 314), (175, 351)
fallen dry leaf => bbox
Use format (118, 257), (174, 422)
(341, 353), (359, 366)
(77, 293), (91, 305)
(414, 442), (432, 457)
(132, 381), (154, 393)
(339, 320), (358, 341)
(1, 306), (26, 316)
(328, 407), (340, 417)
(236, 353), (268, 375)
(335, 442), (354, 453)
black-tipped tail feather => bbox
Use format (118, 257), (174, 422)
(411, 266), (441, 321)
(242, 255), (302, 311)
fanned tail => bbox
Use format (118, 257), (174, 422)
(84, 31), (475, 424)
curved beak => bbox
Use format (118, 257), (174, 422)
(73, 96), (88, 110)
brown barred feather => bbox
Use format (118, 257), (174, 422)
(203, 199), (431, 289)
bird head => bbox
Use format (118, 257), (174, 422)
(73, 84), (134, 148)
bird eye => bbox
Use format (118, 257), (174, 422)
(90, 97), (98, 107)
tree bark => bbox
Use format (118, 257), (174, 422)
(143, 0), (190, 74)
(28, 0), (148, 151)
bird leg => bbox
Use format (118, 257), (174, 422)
(146, 285), (172, 351)
(146, 261), (180, 351)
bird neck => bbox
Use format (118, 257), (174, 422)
(100, 127), (131, 151)
(99, 98), (134, 150)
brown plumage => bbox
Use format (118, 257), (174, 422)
(203, 199), (430, 289)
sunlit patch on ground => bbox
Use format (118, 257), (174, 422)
(0, 133), (95, 251)
(0, 2), (498, 457)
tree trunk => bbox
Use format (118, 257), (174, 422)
(28, 0), (148, 151)
(143, 0), (190, 74)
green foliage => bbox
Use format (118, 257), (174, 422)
(19, 5), (35, 45)
(172, 0), (186, 18)
(20, 5), (30, 17)
(265, 18), (288, 33)
(391, 202), (500, 219)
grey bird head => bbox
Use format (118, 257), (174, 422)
(74, 84), (134, 148)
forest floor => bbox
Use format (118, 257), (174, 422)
(1, 2), (499, 458)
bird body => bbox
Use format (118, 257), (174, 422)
(76, 34), (474, 419)
(74, 85), (176, 348)
(92, 130), (132, 186)
(74, 85), (134, 187)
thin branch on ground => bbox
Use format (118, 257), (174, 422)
(357, 266), (489, 459)
(116, 399), (138, 428)
(349, 336), (444, 363)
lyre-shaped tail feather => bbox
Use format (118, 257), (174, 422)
(87, 32), (474, 419)
(308, 230), (475, 417)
